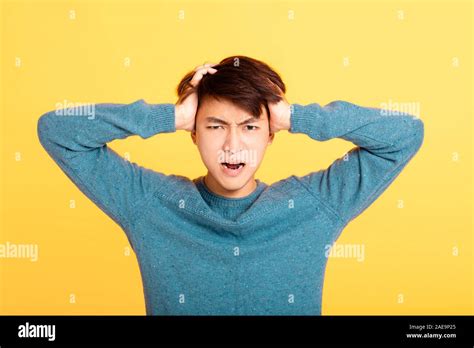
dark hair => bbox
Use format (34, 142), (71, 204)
(176, 55), (286, 120)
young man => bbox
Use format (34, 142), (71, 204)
(37, 55), (424, 315)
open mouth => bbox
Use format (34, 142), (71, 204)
(221, 162), (246, 170)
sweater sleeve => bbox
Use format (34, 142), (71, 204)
(37, 99), (176, 241)
(289, 100), (424, 227)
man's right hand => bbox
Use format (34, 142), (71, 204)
(175, 63), (218, 131)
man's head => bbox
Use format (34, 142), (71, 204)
(176, 55), (286, 196)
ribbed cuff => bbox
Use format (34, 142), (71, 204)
(289, 103), (319, 136)
(144, 103), (176, 138)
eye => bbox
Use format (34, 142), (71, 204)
(245, 125), (259, 131)
(206, 125), (224, 130)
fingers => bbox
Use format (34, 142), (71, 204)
(194, 62), (218, 72)
(266, 77), (284, 97)
(189, 65), (217, 87)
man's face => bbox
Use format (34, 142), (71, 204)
(191, 96), (274, 193)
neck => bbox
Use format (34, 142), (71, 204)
(204, 173), (257, 198)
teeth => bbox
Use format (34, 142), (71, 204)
(222, 163), (244, 169)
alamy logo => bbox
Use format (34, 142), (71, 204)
(324, 242), (365, 262)
(0, 242), (38, 262)
(18, 322), (56, 341)
(379, 99), (421, 119)
(55, 99), (95, 120)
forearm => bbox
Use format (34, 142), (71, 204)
(289, 101), (424, 155)
(38, 99), (176, 155)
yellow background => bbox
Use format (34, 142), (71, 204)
(0, 0), (472, 314)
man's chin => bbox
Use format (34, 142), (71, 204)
(209, 171), (251, 192)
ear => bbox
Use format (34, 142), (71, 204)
(268, 132), (275, 145)
(191, 130), (197, 145)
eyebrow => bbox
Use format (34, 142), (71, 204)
(205, 116), (260, 126)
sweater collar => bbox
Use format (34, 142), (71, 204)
(195, 176), (266, 208)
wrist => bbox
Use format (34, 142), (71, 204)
(174, 104), (194, 131)
(278, 104), (292, 131)
(174, 104), (184, 130)
(283, 104), (292, 130)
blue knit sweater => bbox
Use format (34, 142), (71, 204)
(37, 98), (424, 315)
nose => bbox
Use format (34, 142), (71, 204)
(223, 126), (241, 155)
